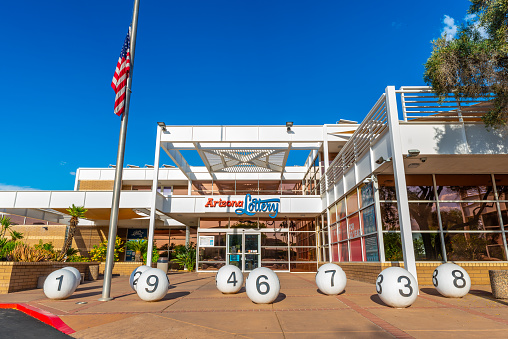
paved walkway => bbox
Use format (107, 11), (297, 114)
(1, 272), (508, 338)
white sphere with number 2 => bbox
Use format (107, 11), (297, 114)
(376, 267), (418, 308)
(433, 263), (471, 298)
(246, 267), (280, 304)
(43, 269), (77, 300)
(315, 263), (347, 295)
(62, 266), (81, 289)
(216, 265), (243, 294)
(136, 268), (170, 302)
(129, 265), (152, 292)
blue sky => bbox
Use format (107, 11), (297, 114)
(1, 0), (471, 190)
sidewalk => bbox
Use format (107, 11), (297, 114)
(1, 272), (508, 338)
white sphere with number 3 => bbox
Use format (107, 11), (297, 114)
(376, 267), (418, 308)
(136, 268), (170, 302)
(129, 265), (151, 292)
(43, 269), (77, 300)
(216, 265), (243, 294)
(62, 266), (81, 289)
(246, 267), (280, 304)
(433, 263), (471, 298)
(315, 263), (347, 295)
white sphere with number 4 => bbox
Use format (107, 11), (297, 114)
(62, 266), (81, 289)
(136, 268), (170, 302)
(315, 263), (347, 295)
(129, 265), (151, 292)
(246, 267), (280, 304)
(216, 265), (243, 294)
(433, 263), (471, 298)
(376, 267), (418, 308)
(43, 269), (77, 300)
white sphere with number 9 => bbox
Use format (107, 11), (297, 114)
(245, 267), (280, 304)
(43, 269), (77, 300)
(376, 267), (418, 308)
(315, 263), (347, 295)
(432, 263), (471, 298)
(136, 268), (169, 301)
(216, 265), (243, 294)
(129, 265), (151, 292)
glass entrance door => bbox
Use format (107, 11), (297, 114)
(227, 233), (260, 272)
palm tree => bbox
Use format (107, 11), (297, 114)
(1, 215), (12, 238)
(125, 239), (148, 262)
(60, 204), (87, 260)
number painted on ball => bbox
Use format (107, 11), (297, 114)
(145, 275), (159, 293)
(227, 272), (238, 287)
(324, 270), (336, 287)
(432, 270), (438, 287)
(133, 271), (142, 286)
(376, 274), (383, 294)
(397, 275), (413, 297)
(56, 275), (64, 291)
(452, 270), (466, 288)
(256, 275), (270, 295)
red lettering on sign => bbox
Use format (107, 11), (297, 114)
(204, 198), (214, 207)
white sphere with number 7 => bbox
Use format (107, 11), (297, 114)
(245, 267), (280, 304)
(376, 267), (418, 308)
(136, 268), (170, 302)
(216, 265), (243, 294)
(43, 269), (77, 300)
(315, 263), (347, 295)
(432, 263), (471, 298)
(129, 265), (151, 292)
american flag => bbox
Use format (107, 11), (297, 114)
(111, 28), (131, 116)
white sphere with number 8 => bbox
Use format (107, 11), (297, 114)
(136, 268), (170, 301)
(432, 263), (471, 298)
(376, 267), (418, 308)
(246, 267), (280, 304)
(43, 269), (77, 300)
(216, 265), (243, 294)
(315, 263), (347, 295)
(129, 265), (152, 292)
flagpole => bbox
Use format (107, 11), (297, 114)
(99, 0), (141, 302)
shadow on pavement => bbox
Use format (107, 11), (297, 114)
(163, 291), (191, 300)
(273, 293), (286, 303)
(369, 294), (388, 307)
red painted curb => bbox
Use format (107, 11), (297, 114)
(0, 303), (75, 334)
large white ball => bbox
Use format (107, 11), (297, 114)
(136, 268), (170, 302)
(245, 267), (280, 304)
(433, 263), (471, 298)
(129, 265), (152, 292)
(62, 266), (81, 289)
(216, 265), (244, 294)
(43, 269), (77, 300)
(376, 267), (418, 308)
(315, 263), (347, 295)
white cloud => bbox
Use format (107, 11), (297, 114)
(70, 172), (76, 176)
(0, 183), (39, 191)
(464, 13), (489, 39)
(60, 161), (67, 166)
(464, 13), (476, 22)
(442, 15), (458, 41)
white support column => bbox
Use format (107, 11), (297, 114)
(188, 180), (192, 195)
(323, 126), (333, 263)
(185, 225), (190, 247)
(385, 86), (417, 281)
(146, 125), (163, 265)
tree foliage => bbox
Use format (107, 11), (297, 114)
(424, 0), (508, 128)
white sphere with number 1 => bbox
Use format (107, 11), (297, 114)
(129, 265), (152, 292)
(433, 263), (471, 298)
(43, 269), (77, 300)
(245, 267), (280, 304)
(315, 263), (347, 295)
(216, 265), (243, 294)
(136, 268), (170, 302)
(62, 266), (81, 290)
(376, 267), (418, 308)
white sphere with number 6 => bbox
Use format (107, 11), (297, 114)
(245, 267), (280, 304)
(216, 265), (243, 294)
(43, 269), (77, 300)
(129, 265), (151, 292)
(136, 268), (169, 301)
(315, 263), (347, 295)
(376, 267), (418, 308)
(432, 263), (471, 298)
(62, 266), (81, 289)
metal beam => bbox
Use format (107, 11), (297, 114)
(161, 143), (192, 180)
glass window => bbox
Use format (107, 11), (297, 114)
(339, 220), (348, 241)
(261, 232), (289, 247)
(409, 203), (439, 231)
(258, 181), (280, 195)
(440, 202), (501, 231)
(360, 183), (374, 207)
(330, 225), (338, 243)
(406, 175), (435, 201)
(215, 181), (235, 195)
(348, 213), (361, 238)
(199, 247), (226, 262)
(495, 174), (508, 200)
(172, 185), (188, 195)
(436, 174), (494, 200)
(347, 190), (359, 213)
(444, 233), (506, 261)
(339, 242), (349, 262)
(290, 247), (316, 261)
(378, 175), (397, 200)
(412, 233), (443, 261)
(199, 219), (229, 229)
(261, 247), (288, 261)
(350, 238), (363, 261)
(331, 243), (339, 262)
(380, 203), (399, 231)
(192, 181), (213, 195)
(337, 199), (346, 219)
(330, 204), (337, 224)
(236, 181), (258, 194)
(262, 262), (288, 270)
(365, 235), (379, 261)
(383, 233), (403, 261)
(361, 206), (376, 234)
(230, 219), (260, 228)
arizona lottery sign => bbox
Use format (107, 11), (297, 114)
(204, 194), (280, 218)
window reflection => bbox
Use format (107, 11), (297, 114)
(409, 203), (439, 231)
(439, 202), (500, 231)
(444, 233), (506, 261)
(436, 175), (494, 200)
